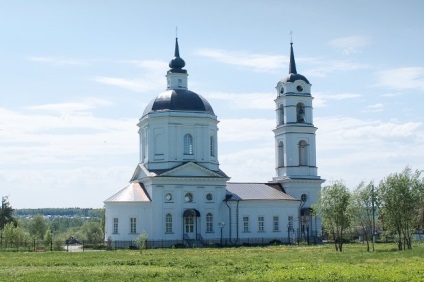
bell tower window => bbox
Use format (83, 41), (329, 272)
(299, 140), (308, 166)
(296, 103), (305, 123)
(184, 134), (193, 155)
(278, 141), (284, 167)
(279, 105), (284, 125)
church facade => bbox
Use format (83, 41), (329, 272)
(104, 38), (324, 246)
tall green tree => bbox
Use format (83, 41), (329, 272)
(315, 180), (351, 252)
(378, 167), (422, 250)
(0, 196), (16, 230)
(28, 214), (49, 240)
(350, 181), (377, 252)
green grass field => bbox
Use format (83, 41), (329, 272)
(0, 243), (423, 281)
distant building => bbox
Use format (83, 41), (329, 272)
(104, 38), (324, 246)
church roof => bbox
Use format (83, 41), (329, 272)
(281, 43), (310, 84)
(143, 89), (215, 116)
(225, 182), (297, 201)
(142, 38), (215, 116)
(104, 182), (151, 203)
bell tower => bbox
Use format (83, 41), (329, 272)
(272, 42), (324, 215)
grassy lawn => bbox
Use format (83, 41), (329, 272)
(0, 243), (423, 281)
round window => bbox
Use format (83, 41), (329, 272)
(184, 193), (193, 202)
(206, 193), (213, 201)
(296, 85), (303, 92)
(301, 194), (307, 202)
(165, 193), (172, 201)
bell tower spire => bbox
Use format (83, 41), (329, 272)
(289, 42), (297, 74)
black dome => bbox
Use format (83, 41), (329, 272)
(169, 56), (186, 70)
(283, 73), (310, 84)
(143, 89), (215, 116)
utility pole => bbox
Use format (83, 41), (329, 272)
(371, 184), (376, 251)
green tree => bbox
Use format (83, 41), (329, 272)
(136, 231), (148, 253)
(82, 222), (104, 244)
(0, 196), (16, 230)
(350, 181), (377, 252)
(315, 180), (351, 252)
(378, 167), (422, 250)
(28, 214), (49, 240)
(2, 222), (29, 248)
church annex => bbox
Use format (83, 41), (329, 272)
(104, 38), (324, 246)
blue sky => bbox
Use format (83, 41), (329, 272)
(1, 1), (423, 208)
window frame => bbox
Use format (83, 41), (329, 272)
(130, 217), (137, 234)
(206, 213), (213, 233)
(273, 216), (279, 232)
(258, 216), (265, 232)
(243, 216), (250, 232)
(165, 213), (173, 234)
(113, 218), (119, 234)
(184, 134), (193, 155)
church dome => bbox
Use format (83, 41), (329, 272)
(143, 89), (215, 116)
(282, 73), (310, 84)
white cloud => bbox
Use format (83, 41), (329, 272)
(305, 60), (370, 77)
(376, 67), (424, 92)
(316, 116), (424, 187)
(329, 35), (371, 55)
(314, 92), (362, 107)
(93, 60), (167, 93)
(219, 118), (274, 142)
(28, 56), (88, 66)
(121, 60), (168, 72)
(196, 48), (286, 72)
(26, 98), (112, 113)
(93, 76), (163, 93)
(0, 106), (138, 166)
(365, 103), (384, 112)
(205, 91), (275, 110)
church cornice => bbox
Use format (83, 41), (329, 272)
(278, 92), (311, 97)
(271, 177), (325, 184)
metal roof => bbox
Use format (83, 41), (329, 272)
(143, 89), (215, 116)
(104, 182), (151, 203)
(225, 182), (298, 201)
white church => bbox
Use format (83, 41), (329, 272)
(104, 38), (324, 247)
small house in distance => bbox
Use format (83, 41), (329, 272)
(104, 38), (324, 247)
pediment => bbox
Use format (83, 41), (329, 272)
(159, 162), (223, 178)
(130, 164), (155, 181)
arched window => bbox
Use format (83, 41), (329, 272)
(184, 134), (193, 155)
(298, 140), (308, 166)
(210, 136), (215, 156)
(206, 213), (213, 232)
(165, 213), (173, 233)
(278, 141), (284, 167)
(296, 103), (305, 123)
(279, 105), (284, 125)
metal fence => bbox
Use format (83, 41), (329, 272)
(0, 230), (322, 252)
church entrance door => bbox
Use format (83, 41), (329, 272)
(184, 214), (195, 238)
(183, 209), (200, 240)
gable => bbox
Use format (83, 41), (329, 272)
(130, 164), (154, 181)
(159, 162), (224, 178)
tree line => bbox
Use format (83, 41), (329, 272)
(0, 199), (105, 250)
(315, 167), (424, 252)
